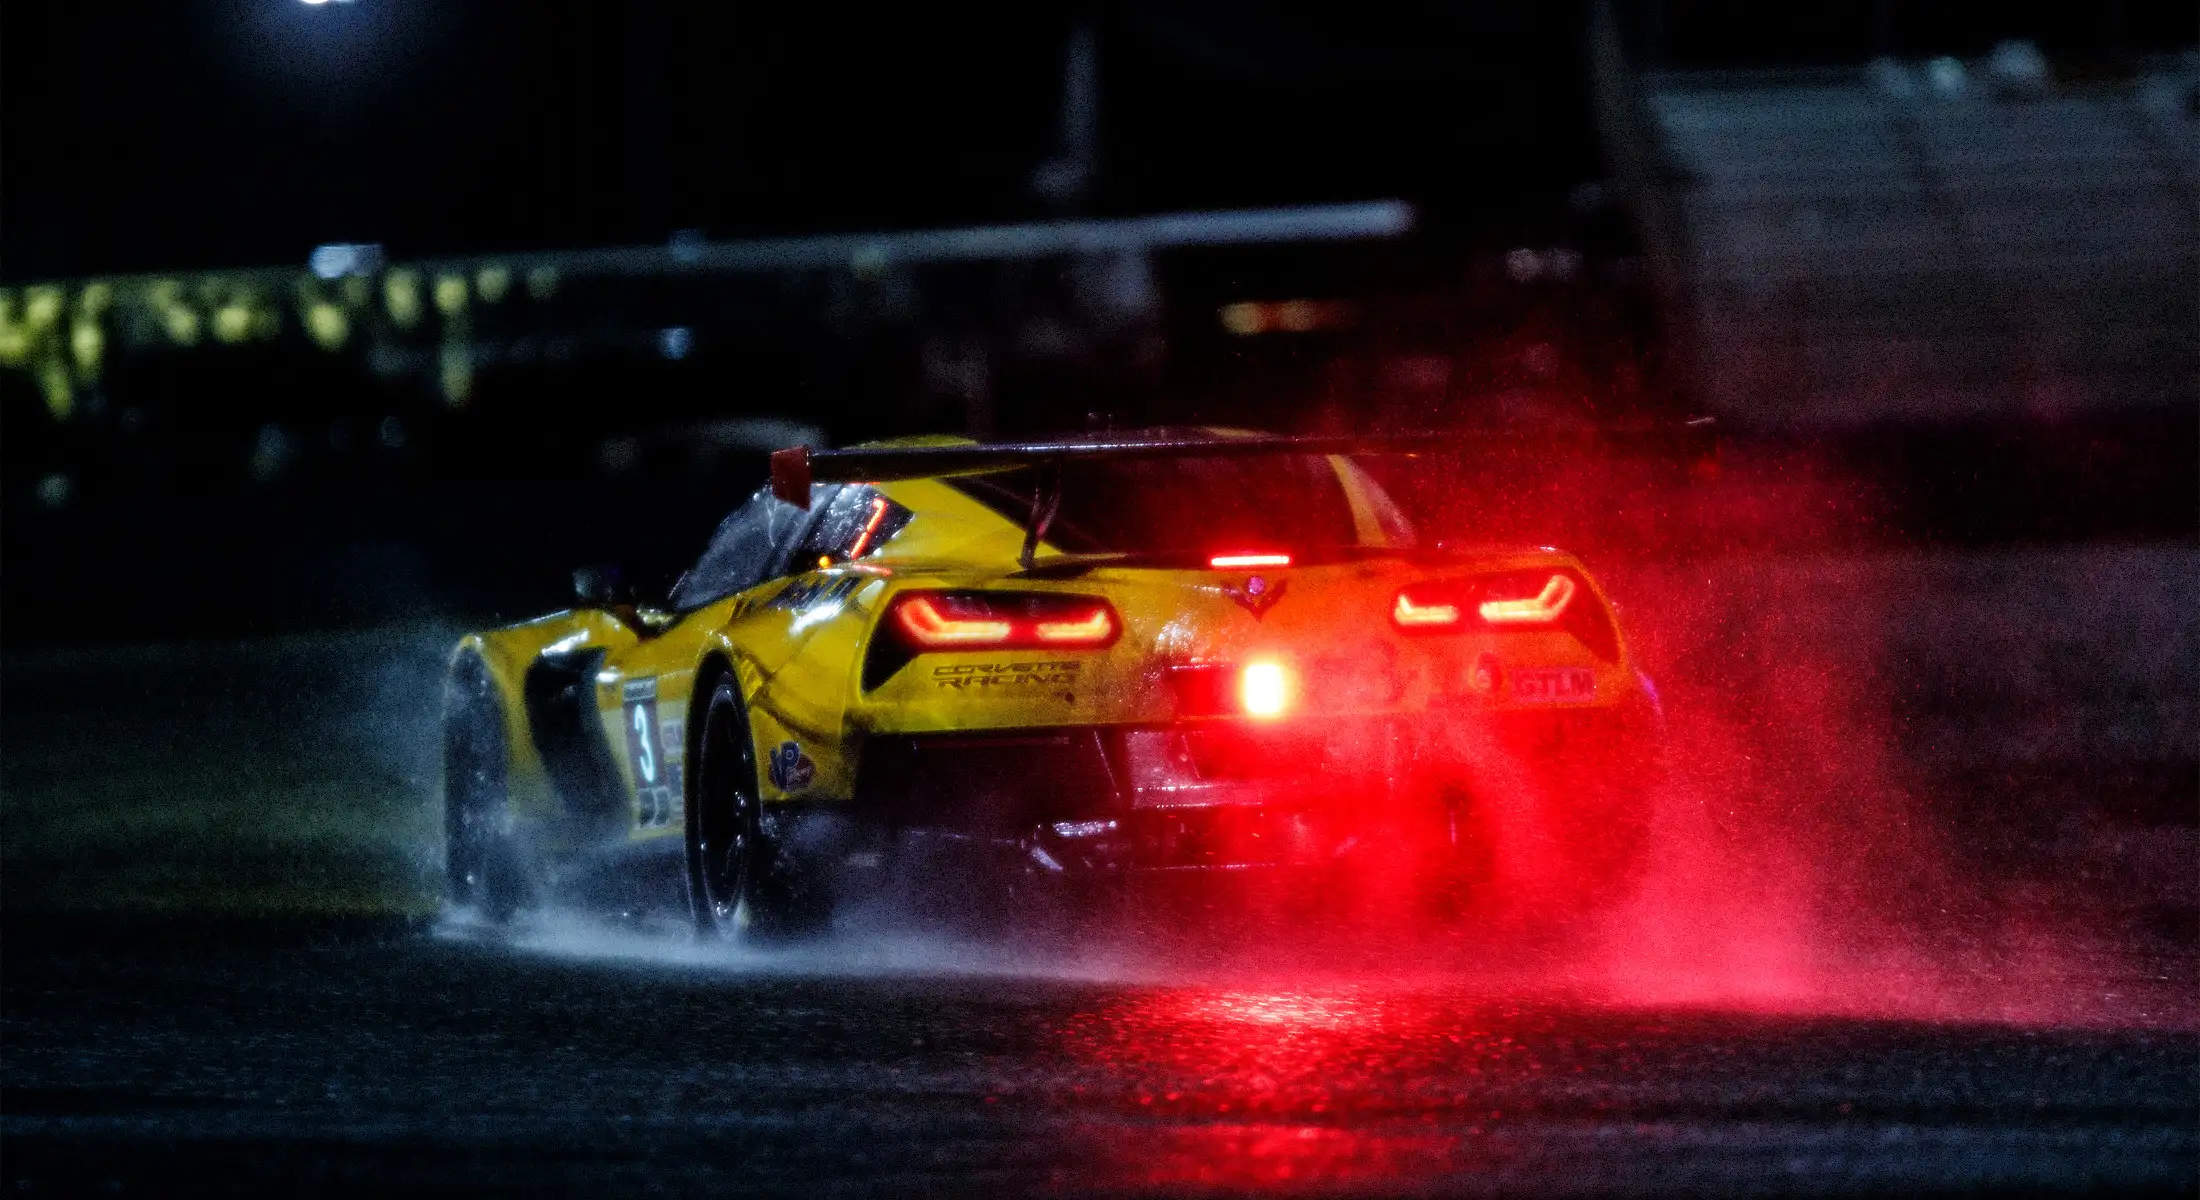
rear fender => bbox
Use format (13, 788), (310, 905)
(703, 575), (879, 805)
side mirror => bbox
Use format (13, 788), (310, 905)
(572, 564), (633, 609)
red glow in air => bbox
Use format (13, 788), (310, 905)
(1210, 553), (1292, 569)
(1480, 574), (1576, 625)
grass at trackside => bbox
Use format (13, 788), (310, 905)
(3, 763), (441, 916)
(2, 625), (454, 916)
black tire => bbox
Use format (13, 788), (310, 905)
(443, 655), (529, 921)
(690, 673), (826, 940)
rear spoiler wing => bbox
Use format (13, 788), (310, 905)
(769, 419), (1716, 508)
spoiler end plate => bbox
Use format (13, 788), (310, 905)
(770, 446), (813, 508)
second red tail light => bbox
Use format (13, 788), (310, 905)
(1393, 571), (1582, 632)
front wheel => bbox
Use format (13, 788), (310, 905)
(443, 654), (531, 921)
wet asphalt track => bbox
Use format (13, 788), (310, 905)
(5, 549), (2194, 1196)
(3, 915), (2194, 1198)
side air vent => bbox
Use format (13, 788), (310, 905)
(521, 649), (626, 837)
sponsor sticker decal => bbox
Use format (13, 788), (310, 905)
(767, 740), (815, 791)
(1510, 666), (1595, 703)
(930, 660), (1083, 694)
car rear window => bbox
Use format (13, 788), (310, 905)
(944, 454), (1360, 555)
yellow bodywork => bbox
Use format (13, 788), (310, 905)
(451, 439), (1644, 861)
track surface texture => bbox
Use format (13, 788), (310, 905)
(3, 915), (2194, 1198)
(3, 545), (2193, 1195)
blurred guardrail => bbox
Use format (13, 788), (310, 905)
(0, 201), (1412, 421)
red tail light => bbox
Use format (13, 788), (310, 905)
(886, 591), (1119, 652)
(1210, 552), (1292, 569)
(1031, 606), (1115, 644)
(1480, 573), (1576, 625)
(1392, 592), (1463, 628)
(1393, 571), (1596, 635)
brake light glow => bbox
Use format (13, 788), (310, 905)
(1240, 660), (1291, 718)
(1210, 553), (1292, 569)
(886, 591), (1119, 652)
(1479, 573), (1576, 625)
(1392, 593), (1462, 627)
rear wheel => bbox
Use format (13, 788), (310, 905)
(688, 674), (761, 939)
(687, 674), (830, 940)
(443, 655), (529, 921)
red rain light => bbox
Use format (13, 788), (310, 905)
(1240, 660), (1292, 718)
(1480, 574), (1576, 625)
(1210, 553), (1292, 569)
(892, 595), (1011, 646)
(887, 591), (1119, 652)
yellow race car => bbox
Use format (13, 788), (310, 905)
(443, 430), (1667, 936)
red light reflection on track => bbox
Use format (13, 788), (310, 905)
(1041, 971), (2194, 1191)
(1106, 1124), (1467, 1190)
(1052, 985), (1541, 1186)
(1051, 986), (1504, 1180)
(1057, 987), (1522, 1117)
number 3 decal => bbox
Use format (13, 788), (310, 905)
(630, 701), (657, 784)
(621, 678), (681, 829)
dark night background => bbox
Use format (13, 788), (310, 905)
(1, 5), (2195, 1196)
(8, 3), (2194, 276)
(6, 4), (1605, 275)
(5, 1), (2194, 643)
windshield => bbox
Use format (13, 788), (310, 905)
(943, 453), (1408, 556)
